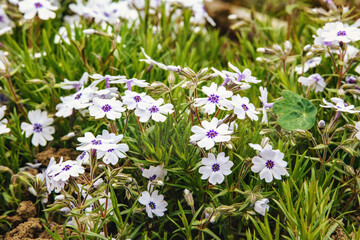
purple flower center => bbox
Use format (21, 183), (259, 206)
(107, 149), (114, 152)
(34, 2), (43, 8)
(102, 104), (112, 112)
(242, 104), (249, 111)
(212, 163), (220, 172)
(133, 95), (142, 103)
(206, 129), (218, 139)
(74, 93), (82, 100)
(104, 12), (110, 17)
(149, 174), (157, 181)
(79, 151), (86, 159)
(208, 94), (220, 104)
(237, 73), (246, 81)
(91, 139), (102, 145)
(265, 160), (274, 169)
(33, 123), (43, 133)
(337, 30), (346, 36)
(149, 201), (156, 209)
(149, 106), (159, 113)
(62, 165), (72, 171)
(0, 16), (3, 22)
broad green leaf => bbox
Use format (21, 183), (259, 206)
(273, 90), (317, 131)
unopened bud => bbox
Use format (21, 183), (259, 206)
(338, 89), (346, 97)
(318, 120), (326, 128)
(303, 44), (311, 52)
(83, 29), (96, 35)
(183, 189), (194, 207)
(168, 72), (175, 85)
(216, 205), (236, 215)
(284, 41), (292, 53)
(273, 44), (282, 52)
(257, 47), (266, 53)
(344, 165), (355, 176)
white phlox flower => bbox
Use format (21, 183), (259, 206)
(0, 9), (15, 36)
(135, 98), (174, 122)
(122, 90), (154, 110)
(140, 48), (181, 72)
(355, 122), (360, 140)
(295, 57), (322, 74)
(259, 87), (273, 125)
(76, 132), (116, 152)
(190, 117), (232, 150)
(251, 148), (289, 183)
(142, 165), (168, 182)
(45, 157), (66, 193)
(60, 72), (89, 90)
(76, 151), (90, 165)
(198, 152), (233, 185)
(232, 95), (259, 121)
(254, 198), (270, 216)
(0, 106), (10, 134)
(52, 160), (85, 182)
(18, 0), (58, 20)
(211, 67), (236, 86)
(89, 97), (125, 120)
(110, 78), (149, 90)
(223, 62), (261, 84)
(194, 82), (233, 114)
(20, 109), (55, 146)
(320, 98), (360, 113)
(138, 190), (168, 218)
(321, 21), (360, 44)
(96, 130), (129, 165)
(298, 73), (326, 93)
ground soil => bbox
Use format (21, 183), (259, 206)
(35, 147), (78, 166)
(1, 201), (72, 240)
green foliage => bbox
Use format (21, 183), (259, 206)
(273, 90), (317, 131)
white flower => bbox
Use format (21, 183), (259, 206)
(54, 26), (73, 44)
(52, 160), (85, 182)
(321, 21), (360, 44)
(298, 73), (326, 93)
(76, 151), (90, 165)
(249, 143), (272, 152)
(140, 48), (181, 72)
(135, 98), (174, 122)
(194, 82), (233, 114)
(355, 122), (360, 140)
(198, 152), (233, 185)
(138, 190), (168, 218)
(0, 106), (10, 134)
(45, 157), (66, 193)
(259, 87), (273, 125)
(110, 78), (149, 90)
(295, 57), (322, 74)
(232, 95), (259, 121)
(89, 97), (125, 120)
(223, 62), (261, 84)
(20, 109), (55, 146)
(211, 67), (236, 86)
(96, 130), (129, 165)
(0, 9), (14, 35)
(142, 165), (168, 182)
(122, 90), (154, 110)
(320, 98), (359, 113)
(251, 149), (289, 183)
(190, 118), (232, 150)
(254, 198), (270, 216)
(76, 132), (116, 152)
(55, 86), (96, 117)
(60, 72), (89, 90)
(18, 0), (58, 20)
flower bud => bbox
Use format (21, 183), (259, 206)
(183, 189), (194, 207)
(303, 44), (311, 52)
(284, 41), (292, 53)
(257, 47), (266, 53)
(83, 29), (96, 35)
(318, 120), (326, 128)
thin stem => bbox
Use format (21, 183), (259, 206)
(5, 73), (27, 117)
